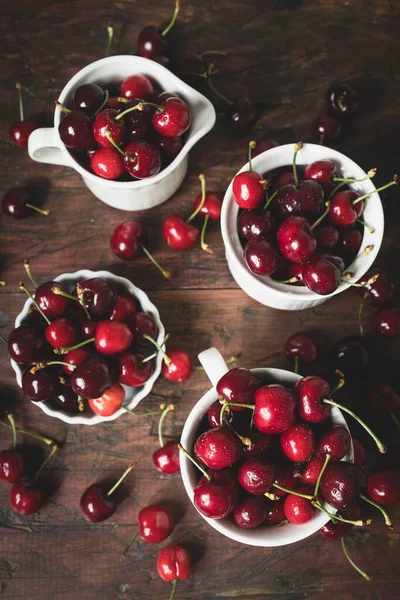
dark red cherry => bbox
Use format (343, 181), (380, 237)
(302, 254), (341, 295)
(303, 160), (339, 190)
(77, 316), (99, 341)
(152, 97), (191, 137)
(208, 401), (232, 428)
(358, 270), (394, 307)
(238, 458), (276, 495)
(352, 437), (366, 466)
(338, 228), (362, 256)
(372, 308), (400, 338)
(125, 312), (157, 346)
(301, 455), (326, 486)
(311, 114), (341, 143)
(232, 171), (265, 210)
(329, 190), (363, 228)
(22, 368), (57, 402)
(94, 320), (133, 355)
(157, 135), (183, 161)
(162, 214), (199, 251)
(276, 180), (324, 217)
(123, 140), (161, 179)
(109, 293), (136, 322)
(316, 426), (351, 460)
(238, 209), (275, 241)
(284, 486), (316, 524)
(90, 147), (124, 179)
(233, 494), (269, 528)
(0, 450), (24, 483)
(79, 278), (116, 317)
(251, 138), (280, 157)
(295, 375), (331, 423)
(366, 469), (400, 506)
(9, 482), (44, 515)
(253, 384), (296, 434)
(63, 347), (93, 375)
(194, 427), (242, 470)
(1, 187), (49, 220)
(10, 83), (37, 149)
(280, 424), (315, 463)
(162, 350), (192, 382)
(153, 441), (180, 474)
(124, 103), (153, 141)
(320, 507), (359, 539)
(120, 74), (154, 100)
(138, 504), (174, 543)
(137, 25), (168, 59)
(92, 109), (126, 148)
(315, 224), (339, 250)
(117, 352), (153, 386)
(53, 385), (84, 414)
(45, 317), (77, 348)
(242, 432), (271, 458)
(59, 110), (95, 151)
(73, 83), (105, 115)
(244, 238), (278, 276)
(274, 171), (295, 191)
(228, 97), (257, 130)
(216, 367), (258, 410)
(284, 332), (317, 364)
(320, 461), (365, 510)
(35, 281), (70, 318)
(8, 325), (45, 364)
(277, 216), (317, 263)
(332, 335), (367, 375)
(194, 467), (238, 519)
(193, 191), (223, 221)
(265, 498), (286, 525)
(272, 463), (297, 497)
(71, 356), (113, 399)
(326, 83), (359, 117)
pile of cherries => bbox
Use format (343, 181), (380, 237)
(311, 82), (359, 145)
(234, 141), (397, 296)
(57, 72), (191, 181)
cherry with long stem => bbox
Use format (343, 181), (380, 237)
(54, 337), (94, 355)
(158, 404), (176, 448)
(24, 259), (38, 288)
(310, 202), (331, 230)
(328, 169), (377, 200)
(178, 444), (211, 482)
(8, 413), (17, 450)
(340, 537), (372, 582)
(143, 334), (170, 363)
(187, 174), (212, 253)
(106, 461), (137, 496)
(292, 142), (303, 187)
(33, 443), (58, 482)
(143, 333), (171, 366)
(160, 0), (180, 37)
(19, 282), (51, 325)
(52, 285), (91, 320)
(0, 419), (55, 446)
(360, 493), (392, 528)
(219, 401), (254, 432)
(314, 453), (331, 499)
(352, 175), (398, 205)
(313, 501), (368, 527)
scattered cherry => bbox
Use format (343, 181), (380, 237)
(311, 114), (341, 143)
(1, 187), (50, 220)
(162, 350), (192, 382)
(326, 83), (359, 117)
(10, 83), (37, 149)
(366, 469), (400, 506)
(372, 308), (400, 338)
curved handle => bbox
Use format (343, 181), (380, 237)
(198, 347), (229, 387)
(28, 127), (72, 167)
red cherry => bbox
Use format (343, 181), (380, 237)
(162, 350), (192, 382)
(58, 110), (95, 151)
(125, 312), (157, 346)
(238, 209), (275, 241)
(194, 427), (242, 470)
(137, 25), (168, 59)
(244, 238), (278, 276)
(280, 424), (315, 462)
(162, 214), (199, 251)
(358, 270), (395, 307)
(63, 347), (93, 375)
(233, 494), (269, 528)
(338, 227), (362, 255)
(35, 281), (70, 318)
(301, 454), (327, 486)
(153, 441), (180, 474)
(242, 432), (271, 458)
(276, 180), (324, 217)
(138, 504), (174, 543)
(0, 450), (24, 483)
(274, 171), (295, 191)
(315, 224), (339, 250)
(232, 171), (266, 209)
(329, 190), (363, 228)
(352, 437), (366, 466)
(265, 498), (286, 525)
(216, 367), (258, 410)
(372, 308), (400, 338)
(320, 506), (360, 539)
(109, 293), (137, 322)
(295, 376), (331, 423)
(316, 426), (350, 460)
(9, 481), (44, 515)
(93, 109), (126, 148)
(303, 159), (339, 189)
(272, 463), (297, 497)
(45, 317), (77, 348)
(237, 458), (276, 495)
(157, 135), (183, 161)
(302, 254), (341, 296)
(228, 97), (257, 130)
(1, 187), (49, 220)
(10, 83), (37, 149)
(120, 74), (154, 100)
(194, 467), (238, 518)
(110, 221), (144, 260)
(193, 191), (222, 221)
(90, 148), (124, 180)
(284, 486), (316, 524)
(253, 384), (296, 434)
(94, 320), (133, 355)
(326, 83), (359, 117)
(71, 356), (113, 399)
(117, 352), (153, 386)
(367, 469), (400, 506)
(277, 216), (317, 263)
(284, 332), (317, 364)
(8, 324), (46, 364)
(88, 382), (125, 417)
(152, 97), (191, 137)
(311, 114), (341, 143)
(157, 545), (191, 582)
(320, 461), (365, 511)
(123, 140), (161, 179)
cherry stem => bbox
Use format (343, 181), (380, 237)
(219, 401), (254, 431)
(332, 169), (377, 185)
(92, 89), (109, 118)
(23, 259), (38, 288)
(207, 77), (233, 106)
(355, 245), (374, 260)
(7, 413), (17, 450)
(56, 101), (72, 115)
(0, 281), (6, 286)
(342, 273), (379, 288)
(358, 292), (367, 338)
(0, 420), (54, 445)
(76, 284), (92, 321)
(139, 243), (170, 278)
(51, 286), (91, 321)
(104, 128), (134, 162)
(19, 282), (51, 325)
(0, 333), (7, 344)
(273, 483), (314, 500)
(293, 356), (299, 375)
(314, 454), (331, 499)
(340, 537), (372, 582)
(201, 50), (228, 57)
(178, 443), (211, 481)
(264, 190), (277, 210)
(142, 334), (170, 363)
(223, 418), (252, 446)
(187, 174), (206, 223)
(331, 370), (346, 396)
(106, 25), (114, 57)
(42, 360), (76, 369)
(115, 102), (163, 121)
(200, 215), (212, 254)
(158, 403), (175, 447)
(161, 0), (180, 36)
(169, 579), (178, 600)
(55, 337), (95, 355)
(353, 176), (398, 205)
(323, 398), (386, 453)
(121, 406), (160, 417)
(314, 501), (368, 527)
(292, 142), (303, 187)
(121, 529), (139, 558)
(271, 276), (299, 284)
(25, 203), (50, 216)
(356, 219), (375, 234)
(107, 461), (137, 496)
(15, 82), (26, 122)
(142, 333), (171, 366)
(310, 201), (331, 230)
(360, 493), (392, 528)
(248, 141), (256, 172)
(33, 443), (58, 482)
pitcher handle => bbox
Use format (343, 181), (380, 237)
(28, 127), (72, 167)
(198, 347), (230, 387)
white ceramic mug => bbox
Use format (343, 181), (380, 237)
(28, 55), (216, 211)
(221, 143), (384, 311)
(180, 347), (354, 547)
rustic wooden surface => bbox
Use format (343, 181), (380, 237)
(1, 0), (400, 598)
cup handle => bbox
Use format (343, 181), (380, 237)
(28, 127), (72, 167)
(198, 347), (230, 387)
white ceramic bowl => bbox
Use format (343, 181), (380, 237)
(180, 347), (354, 547)
(11, 269), (165, 426)
(221, 143), (384, 311)
(28, 55), (216, 211)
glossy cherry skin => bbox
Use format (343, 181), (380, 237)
(288, 262), (305, 285)
(194, 467), (238, 519)
(157, 545), (192, 583)
(59, 110), (95, 151)
(284, 332), (317, 364)
(93, 109), (126, 148)
(316, 426), (350, 460)
(254, 384), (296, 434)
(63, 347), (93, 375)
(233, 495), (269, 528)
(277, 216), (317, 263)
(193, 191), (223, 221)
(80, 483), (116, 522)
(138, 505), (174, 543)
(123, 140), (161, 178)
(8, 325), (45, 363)
(216, 367), (258, 410)
(35, 281), (70, 318)
(45, 317), (77, 348)
(232, 171), (265, 209)
(228, 97), (257, 130)
(320, 507), (360, 539)
(358, 270), (394, 307)
(157, 135), (183, 161)
(251, 138), (280, 157)
(238, 458), (276, 495)
(194, 427), (242, 470)
(9, 482), (44, 515)
(242, 432), (271, 458)
(153, 441), (180, 474)
(124, 102), (153, 141)
(295, 376), (331, 423)
(0, 450), (24, 483)
(265, 498), (286, 525)
(326, 83), (359, 117)
(315, 224), (339, 250)
(10, 120), (37, 149)
(329, 190), (363, 228)
(117, 352), (153, 386)
(301, 455), (326, 486)
(281, 424), (315, 463)
(53, 385), (84, 414)
(302, 255), (341, 295)
(162, 350), (192, 382)
(284, 486), (316, 524)
(208, 401), (231, 428)
(311, 114), (341, 142)
(272, 463), (297, 497)
(238, 209), (275, 241)
(352, 437), (366, 466)
(90, 148), (124, 180)
(1, 187), (37, 220)
(22, 368), (57, 402)
(78, 316), (99, 341)
(89, 382), (125, 416)
(152, 97), (191, 137)
(126, 312), (157, 346)
(276, 181), (324, 217)
(120, 74), (154, 100)
(109, 293), (136, 322)
(94, 320), (133, 355)
(303, 160), (339, 190)
(372, 308), (400, 338)
(71, 356), (113, 399)
(73, 83), (105, 115)
(320, 461), (365, 510)
(338, 227), (362, 256)
(244, 238), (278, 276)
(162, 214), (199, 251)
(137, 25), (168, 59)
(79, 278), (116, 317)
(110, 221), (145, 260)
(332, 336), (368, 375)
(366, 469), (400, 506)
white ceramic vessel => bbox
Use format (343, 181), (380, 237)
(11, 270), (165, 426)
(28, 55), (216, 211)
(221, 143), (384, 311)
(180, 347), (354, 547)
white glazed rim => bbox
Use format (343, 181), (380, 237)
(221, 143), (384, 302)
(11, 270), (165, 426)
(55, 55), (216, 188)
(180, 367), (354, 547)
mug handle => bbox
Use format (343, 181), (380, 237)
(28, 127), (72, 167)
(198, 347), (230, 387)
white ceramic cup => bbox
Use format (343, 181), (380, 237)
(28, 55), (216, 211)
(221, 143), (384, 311)
(180, 347), (354, 547)
(11, 270), (165, 426)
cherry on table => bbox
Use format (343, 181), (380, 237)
(117, 352), (153, 386)
(138, 504), (174, 543)
(326, 83), (359, 117)
(0, 450), (24, 483)
(8, 325), (45, 364)
(194, 427), (242, 470)
(311, 114), (341, 143)
(228, 97), (257, 130)
(162, 350), (192, 382)
(79, 278), (116, 317)
(90, 147), (124, 180)
(89, 382), (125, 417)
(22, 368), (57, 402)
(162, 214), (200, 251)
(58, 108), (95, 151)
(93, 109), (126, 148)
(316, 426), (351, 460)
(194, 467), (238, 519)
(372, 308), (400, 338)
(238, 209), (275, 241)
(358, 270), (394, 307)
(280, 424), (315, 463)
(157, 545), (191, 600)
(303, 159), (339, 190)
(284, 331), (317, 369)
(233, 494), (269, 528)
(45, 317), (77, 349)
(9, 481), (44, 515)
(10, 83), (37, 149)
(2, 187), (50, 220)
(73, 83), (106, 115)
(284, 486), (316, 524)
(253, 384), (296, 434)
(332, 335), (368, 375)
(193, 190), (223, 221)
(366, 469), (400, 506)
(302, 254), (341, 295)
(153, 440), (180, 474)
(238, 458), (276, 495)
(277, 216), (317, 263)
(71, 356), (113, 399)
(137, 0), (180, 59)
(320, 461), (365, 510)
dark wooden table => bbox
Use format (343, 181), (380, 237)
(1, 1), (400, 598)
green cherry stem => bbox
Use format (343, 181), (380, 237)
(219, 401), (254, 430)
(139, 243), (171, 279)
(104, 128), (135, 162)
(310, 202), (331, 230)
(200, 215), (212, 254)
(340, 537), (372, 582)
(355, 245), (374, 260)
(107, 461), (137, 497)
(0, 420), (54, 445)
(201, 50), (228, 57)
(332, 168), (377, 184)
(26, 204), (50, 216)
(23, 259), (38, 288)
(178, 443), (211, 481)
(223, 418), (252, 446)
(105, 25), (114, 58)
(314, 454), (331, 499)
(187, 174), (206, 223)
(352, 175), (398, 205)
(19, 282), (50, 325)
(292, 142), (303, 187)
(358, 292), (368, 338)
(360, 493), (392, 528)
(115, 102), (164, 121)
(293, 356), (299, 375)
(169, 579), (178, 600)
(314, 501), (367, 526)
(158, 403), (175, 447)
(273, 483), (314, 500)
(0, 333), (7, 344)
(248, 141), (256, 172)
(92, 89), (109, 118)
(143, 334), (171, 366)
(54, 337), (95, 355)
(51, 285), (91, 321)
(121, 530), (139, 558)
(207, 77), (233, 106)
(16, 82), (25, 122)
(7, 413), (17, 450)
(39, 360), (76, 370)
(264, 190), (277, 210)
(33, 443), (58, 482)
(357, 219), (375, 234)
(143, 334), (171, 363)
(56, 101), (72, 115)
(161, 0), (180, 37)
